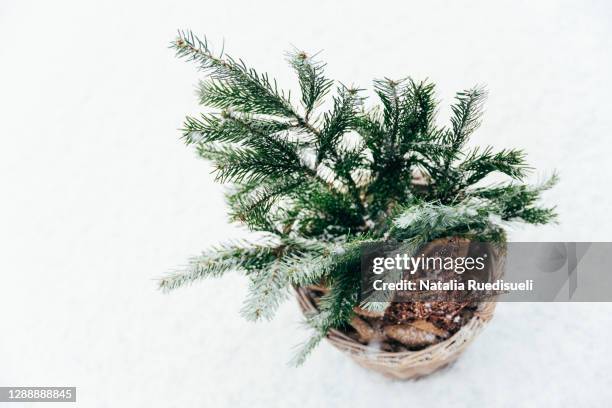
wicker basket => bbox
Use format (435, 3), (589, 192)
(295, 242), (505, 380)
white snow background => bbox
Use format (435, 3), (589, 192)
(1, 0), (612, 406)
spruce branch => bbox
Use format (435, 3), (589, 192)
(241, 237), (338, 321)
(227, 178), (303, 232)
(390, 200), (496, 243)
(469, 173), (558, 224)
(447, 87), (487, 152)
(374, 78), (404, 143)
(198, 79), (291, 116)
(181, 111), (291, 145)
(287, 49), (333, 119)
(241, 262), (289, 321)
(158, 239), (278, 292)
(316, 86), (366, 213)
(363, 78), (438, 218)
(173, 31), (296, 117)
(199, 142), (303, 184)
(291, 241), (363, 364)
(317, 86), (362, 163)
(460, 146), (530, 185)
(398, 78), (437, 148)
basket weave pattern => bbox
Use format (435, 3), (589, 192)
(295, 244), (505, 380)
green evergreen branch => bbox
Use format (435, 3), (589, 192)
(391, 201), (491, 242)
(317, 86), (362, 163)
(181, 112), (291, 145)
(397, 79), (437, 153)
(158, 239), (278, 292)
(460, 146), (530, 185)
(291, 242), (363, 364)
(308, 86), (366, 214)
(227, 179), (302, 232)
(363, 79), (438, 218)
(241, 262), (289, 321)
(199, 143), (302, 184)
(374, 78), (404, 144)
(287, 49), (333, 119)
(447, 87), (487, 151)
(173, 31), (295, 117)
(470, 173), (558, 224)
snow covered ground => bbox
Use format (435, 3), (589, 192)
(1, 0), (612, 406)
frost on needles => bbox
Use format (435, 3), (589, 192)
(160, 30), (557, 364)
